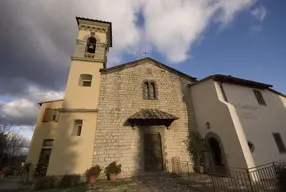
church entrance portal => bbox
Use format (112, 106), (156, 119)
(207, 136), (228, 175)
(143, 133), (163, 172)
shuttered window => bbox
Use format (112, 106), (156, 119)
(51, 109), (59, 122)
(253, 90), (266, 106)
(42, 108), (52, 122)
(79, 74), (92, 87)
(42, 108), (59, 122)
(272, 133), (286, 153)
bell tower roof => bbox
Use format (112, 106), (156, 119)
(76, 17), (112, 47)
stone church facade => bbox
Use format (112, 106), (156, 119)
(93, 59), (197, 177)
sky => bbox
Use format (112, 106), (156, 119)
(0, 0), (285, 140)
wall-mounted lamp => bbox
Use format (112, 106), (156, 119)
(206, 121), (210, 129)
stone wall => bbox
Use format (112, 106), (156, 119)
(93, 60), (197, 177)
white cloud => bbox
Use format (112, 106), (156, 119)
(0, 86), (63, 126)
(141, 0), (255, 62)
(4, 0), (257, 65)
(0, 0), (259, 136)
(251, 5), (267, 21)
(25, 86), (64, 102)
(0, 99), (38, 125)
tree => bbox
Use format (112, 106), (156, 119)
(0, 121), (28, 169)
(186, 130), (205, 171)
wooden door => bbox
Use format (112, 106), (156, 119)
(144, 133), (163, 172)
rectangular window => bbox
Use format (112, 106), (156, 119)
(253, 90), (266, 106)
(51, 109), (59, 122)
(79, 74), (92, 87)
(38, 148), (52, 168)
(82, 80), (92, 87)
(42, 108), (59, 122)
(43, 139), (54, 147)
(73, 120), (83, 136)
(272, 133), (286, 153)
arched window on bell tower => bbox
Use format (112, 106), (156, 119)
(86, 32), (97, 53)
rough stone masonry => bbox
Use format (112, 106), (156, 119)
(93, 59), (197, 177)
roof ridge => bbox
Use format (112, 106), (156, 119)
(100, 57), (197, 81)
(38, 99), (63, 106)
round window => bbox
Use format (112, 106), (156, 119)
(248, 141), (255, 153)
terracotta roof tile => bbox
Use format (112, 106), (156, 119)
(128, 109), (179, 120)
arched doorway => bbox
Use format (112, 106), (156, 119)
(205, 133), (228, 175)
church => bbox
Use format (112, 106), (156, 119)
(26, 17), (286, 178)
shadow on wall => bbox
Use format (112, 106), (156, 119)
(258, 90), (286, 163)
(181, 81), (197, 168)
(134, 126), (144, 177)
(122, 120), (144, 178)
(43, 100), (81, 178)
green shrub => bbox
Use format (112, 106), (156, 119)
(104, 161), (122, 175)
(34, 176), (56, 190)
(58, 175), (81, 188)
(85, 165), (102, 178)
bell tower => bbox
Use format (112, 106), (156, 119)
(63, 17), (112, 109)
(72, 17), (112, 66)
(46, 17), (112, 176)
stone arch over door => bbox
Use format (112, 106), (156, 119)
(205, 132), (229, 175)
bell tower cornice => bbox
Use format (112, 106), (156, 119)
(76, 17), (112, 47)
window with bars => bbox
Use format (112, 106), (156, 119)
(143, 81), (157, 100)
(73, 120), (83, 136)
(272, 133), (286, 153)
(79, 74), (92, 87)
(253, 90), (266, 106)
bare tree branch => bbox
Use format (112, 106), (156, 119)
(0, 120), (28, 168)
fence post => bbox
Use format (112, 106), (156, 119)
(246, 169), (254, 192)
(272, 162), (277, 177)
(210, 175), (216, 192)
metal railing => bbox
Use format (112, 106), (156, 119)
(73, 40), (107, 61)
(210, 164), (278, 192)
(163, 160), (286, 192)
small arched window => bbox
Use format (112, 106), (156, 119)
(143, 82), (149, 99)
(79, 74), (92, 87)
(86, 33), (97, 53)
(150, 82), (156, 99)
(143, 80), (157, 100)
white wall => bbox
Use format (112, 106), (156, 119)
(223, 83), (286, 165)
(191, 80), (249, 169)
